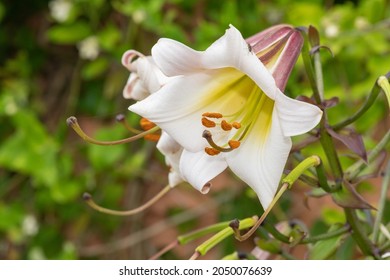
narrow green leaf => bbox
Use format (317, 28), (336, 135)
(309, 224), (345, 259)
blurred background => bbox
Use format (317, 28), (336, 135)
(0, 0), (389, 260)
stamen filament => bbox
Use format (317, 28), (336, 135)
(67, 116), (160, 146)
(202, 130), (234, 152)
(83, 185), (171, 216)
(115, 114), (143, 134)
(232, 182), (289, 241)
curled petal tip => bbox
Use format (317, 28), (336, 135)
(200, 182), (211, 194)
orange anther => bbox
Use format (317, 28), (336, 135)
(221, 120), (232, 131)
(205, 147), (221, 156)
(144, 134), (161, 142)
(202, 112), (223, 119)
(232, 122), (241, 129)
(202, 117), (216, 128)
(228, 140), (241, 149)
(140, 118), (156, 131)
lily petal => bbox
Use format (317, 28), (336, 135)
(180, 149), (228, 194)
(226, 109), (291, 208)
(122, 51), (170, 100)
(130, 68), (248, 152)
(153, 25), (278, 100)
(152, 39), (203, 76)
(275, 89), (323, 137)
(123, 73), (149, 100)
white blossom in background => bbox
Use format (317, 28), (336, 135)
(77, 36), (100, 60)
(325, 24), (339, 38)
(22, 215), (39, 236)
(132, 9), (146, 24)
(49, 0), (72, 23)
(354, 16), (370, 30)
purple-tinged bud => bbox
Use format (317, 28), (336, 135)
(246, 25), (303, 91)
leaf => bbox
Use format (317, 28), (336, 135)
(332, 180), (375, 209)
(0, 111), (59, 187)
(309, 224), (345, 260)
(296, 95), (317, 105)
(255, 238), (282, 254)
(308, 25), (320, 47)
(46, 22), (92, 44)
(322, 97), (339, 109)
(327, 127), (367, 162)
(87, 125), (127, 171)
(81, 57), (109, 80)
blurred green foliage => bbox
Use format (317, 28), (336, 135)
(0, 0), (389, 259)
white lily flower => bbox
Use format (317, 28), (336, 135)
(122, 50), (184, 187)
(129, 24), (323, 208)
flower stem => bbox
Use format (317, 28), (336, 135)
(299, 28), (322, 104)
(314, 159), (339, 192)
(332, 74), (389, 130)
(231, 156), (322, 242)
(313, 47), (325, 100)
(301, 29), (380, 259)
(178, 221), (232, 245)
(372, 160), (390, 244)
(194, 217), (258, 256)
(344, 208), (380, 258)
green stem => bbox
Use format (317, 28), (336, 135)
(299, 28), (322, 104)
(345, 209), (380, 259)
(319, 120), (344, 185)
(315, 159), (339, 192)
(262, 222), (290, 243)
(301, 29), (380, 259)
(372, 160), (390, 244)
(301, 226), (349, 244)
(194, 217), (257, 256)
(178, 221), (231, 245)
(332, 75), (387, 130)
(313, 49), (325, 100)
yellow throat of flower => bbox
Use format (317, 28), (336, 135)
(200, 68), (275, 156)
